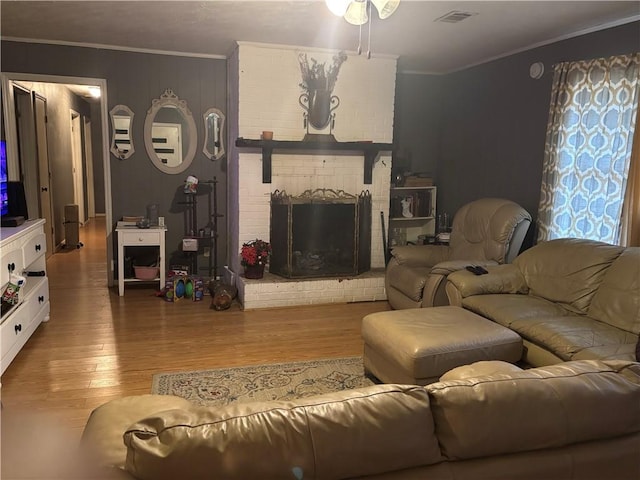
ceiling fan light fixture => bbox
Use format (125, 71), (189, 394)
(371, 0), (399, 19)
(325, 0), (351, 17)
(344, 0), (368, 25)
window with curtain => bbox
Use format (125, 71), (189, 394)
(537, 54), (640, 245)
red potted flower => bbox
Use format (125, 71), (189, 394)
(240, 239), (271, 279)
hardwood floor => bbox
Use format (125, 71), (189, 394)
(1, 216), (390, 475)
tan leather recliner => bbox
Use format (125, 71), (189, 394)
(385, 198), (531, 309)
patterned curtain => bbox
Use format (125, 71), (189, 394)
(537, 54), (640, 244)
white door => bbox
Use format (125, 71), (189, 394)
(33, 94), (55, 257)
(70, 111), (85, 225)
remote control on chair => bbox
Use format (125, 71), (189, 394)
(466, 265), (482, 275)
(465, 265), (488, 275)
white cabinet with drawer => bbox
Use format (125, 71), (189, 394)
(0, 219), (50, 374)
(116, 223), (166, 296)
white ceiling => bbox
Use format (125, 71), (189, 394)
(2, 1), (639, 74)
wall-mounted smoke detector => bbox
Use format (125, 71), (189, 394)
(434, 10), (478, 23)
(529, 62), (545, 80)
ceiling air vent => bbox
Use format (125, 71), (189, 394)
(434, 10), (477, 23)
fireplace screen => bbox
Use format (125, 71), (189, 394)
(270, 189), (371, 278)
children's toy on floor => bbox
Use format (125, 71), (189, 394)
(164, 274), (204, 302)
(191, 277), (205, 301)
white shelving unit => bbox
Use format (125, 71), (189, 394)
(389, 186), (437, 245)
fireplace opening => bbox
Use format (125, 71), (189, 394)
(270, 189), (371, 278)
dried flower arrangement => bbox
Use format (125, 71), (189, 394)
(298, 51), (348, 92)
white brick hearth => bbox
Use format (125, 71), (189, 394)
(238, 269), (386, 310)
(228, 43), (397, 309)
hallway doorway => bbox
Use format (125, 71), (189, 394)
(1, 72), (114, 286)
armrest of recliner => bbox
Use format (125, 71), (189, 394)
(446, 264), (528, 299)
(390, 245), (450, 267)
(430, 259), (499, 276)
(420, 260), (498, 308)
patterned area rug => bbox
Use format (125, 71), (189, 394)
(151, 357), (375, 407)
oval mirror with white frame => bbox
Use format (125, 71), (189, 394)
(202, 107), (225, 160)
(144, 89), (197, 174)
(110, 104), (135, 160)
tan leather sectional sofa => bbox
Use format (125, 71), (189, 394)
(446, 238), (640, 367)
(81, 359), (640, 479)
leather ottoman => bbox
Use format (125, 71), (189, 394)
(362, 306), (523, 385)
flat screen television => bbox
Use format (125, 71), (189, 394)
(0, 140), (8, 217)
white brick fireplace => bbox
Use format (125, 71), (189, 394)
(228, 43), (396, 309)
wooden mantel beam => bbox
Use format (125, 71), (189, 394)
(235, 138), (394, 184)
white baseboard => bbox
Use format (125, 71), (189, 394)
(222, 266), (236, 286)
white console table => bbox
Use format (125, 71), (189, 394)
(116, 223), (166, 296)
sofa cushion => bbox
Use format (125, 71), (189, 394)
(509, 315), (639, 361)
(463, 294), (570, 328)
(123, 385), (443, 480)
(513, 238), (624, 314)
(588, 247), (640, 335)
(439, 360), (523, 382)
(426, 360), (640, 461)
(572, 343), (638, 362)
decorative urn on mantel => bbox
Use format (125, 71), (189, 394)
(240, 239), (271, 279)
(298, 51), (348, 141)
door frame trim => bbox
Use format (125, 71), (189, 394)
(83, 118), (96, 219)
(69, 108), (85, 225)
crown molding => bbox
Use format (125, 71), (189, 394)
(1, 36), (227, 60)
